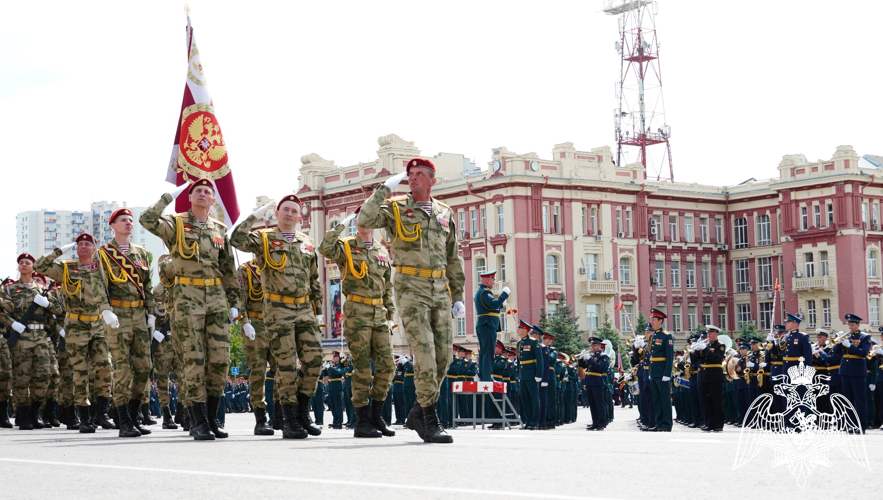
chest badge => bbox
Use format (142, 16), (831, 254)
(300, 242), (314, 254)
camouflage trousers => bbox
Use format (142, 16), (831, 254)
(0, 341), (11, 403)
(242, 314), (275, 408)
(107, 308), (152, 407)
(167, 310), (192, 407)
(11, 333), (50, 406)
(174, 311), (230, 403)
(263, 300), (322, 401)
(44, 342), (60, 402)
(342, 301), (394, 407)
(393, 274), (453, 407)
(153, 336), (177, 408)
(57, 348), (74, 406)
(66, 321), (113, 406)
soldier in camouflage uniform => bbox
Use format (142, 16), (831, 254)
(97, 208), (156, 438)
(237, 258), (275, 436)
(231, 194), (323, 440)
(140, 180), (252, 441)
(0, 310), (11, 428)
(319, 207), (397, 438)
(357, 158), (466, 444)
(155, 254), (194, 432)
(35, 233), (119, 433)
(33, 273), (62, 428)
(48, 285), (79, 429)
(151, 278), (179, 430)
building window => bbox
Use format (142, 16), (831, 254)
(862, 202), (868, 229)
(820, 251), (828, 276)
(868, 249), (879, 278)
(870, 299), (880, 325)
(475, 257), (486, 281)
(813, 205), (821, 228)
(471, 210), (478, 237)
(700, 217), (709, 243)
(735, 260), (750, 292)
(653, 215), (663, 241)
(669, 215), (678, 242)
(496, 205), (504, 235)
(801, 206), (808, 230)
(688, 305), (697, 331)
(581, 207), (587, 235)
(714, 219), (723, 244)
(654, 260), (665, 287)
(459, 212), (466, 240)
(805, 253), (814, 278)
(586, 304), (600, 330)
(619, 257), (631, 285)
(716, 262), (725, 288)
(827, 203), (834, 227)
(481, 208), (487, 236)
(703, 305), (712, 325)
(670, 261), (681, 288)
(759, 302), (773, 331)
(501, 311), (508, 332)
(348, 215), (357, 236)
(702, 262), (711, 289)
(591, 208), (597, 235)
(682, 216), (693, 243)
(672, 305), (682, 332)
(546, 303), (558, 316)
(616, 209), (622, 235)
(822, 299), (831, 327)
(758, 257), (772, 290)
(874, 204), (880, 228)
(586, 254), (598, 281)
(543, 206), (549, 234)
(552, 205), (560, 234)
(626, 211), (632, 237)
(806, 300), (817, 328)
(497, 255), (506, 282)
(685, 262), (696, 288)
(718, 305), (727, 329)
(457, 317), (466, 337)
(620, 305), (633, 333)
(756, 215), (771, 246)
(737, 304), (752, 327)
(734, 217), (748, 249)
(546, 255), (559, 284)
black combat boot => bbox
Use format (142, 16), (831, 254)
(253, 407), (274, 436)
(44, 400), (61, 427)
(0, 401), (12, 428)
(404, 401), (425, 439)
(174, 406), (181, 425)
(422, 403), (453, 443)
(94, 397), (114, 429)
(189, 402), (215, 440)
(272, 402), (284, 430)
(30, 401), (45, 429)
(116, 404), (141, 438)
(367, 399), (395, 437)
(141, 403), (157, 425)
(162, 406), (178, 429)
(77, 406), (96, 433)
(65, 405), (80, 430)
(109, 406), (121, 430)
(206, 396), (228, 438)
(281, 404), (308, 439)
(181, 405), (191, 432)
(353, 405), (382, 438)
(18, 404), (34, 430)
(128, 399), (151, 435)
(296, 393), (322, 436)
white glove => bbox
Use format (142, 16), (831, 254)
(541, 382), (548, 387)
(746, 362), (755, 368)
(252, 201), (274, 219)
(147, 315), (156, 330)
(152, 330), (165, 343)
(696, 341), (708, 350)
(339, 213), (357, 228)
(317, 315), (325, 324)
(535, 377), (543, 382)
(766, 332), (774, 341)
(759, 362), (767, 368)
(60, 242), (76, 253)
(501, 286), (511, 295)
(11, 321), (25, 334)
(230, 308), (239, 321)
(634, 338), (646, 348)
(33, 295), (50, 308)
(841, 337), (850, 347)
(452, 301), (466, 318)
(662, 376), (671, 382)
(102, 310), (120, 329)
(58, 328), (65, 338)
(242, 323), (256, 341)
(384, 171), (408, 189)
(387, 320), (396, 330)
(170, 183), (189, 198)
(871, 384), (877, 392)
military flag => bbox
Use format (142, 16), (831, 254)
(165, 8), (240, 225)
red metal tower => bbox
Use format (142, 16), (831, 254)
(604, 0), (674, 182)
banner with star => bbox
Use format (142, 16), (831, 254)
(165, 10), (240, 226)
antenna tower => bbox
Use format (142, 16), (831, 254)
(604, 0), (674, 182)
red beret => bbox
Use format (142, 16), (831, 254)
(75, 233), (96, 245)
(188, 179), (215, 194)
(32, 273), (46, 283)
(406, 158), (435, 174)
(109, 208), (132, 224)
(17, 253), (35, 263)
(354, 204), (362, 215)
(277, 195), (302, 211)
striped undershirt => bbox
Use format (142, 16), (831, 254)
(118, 244), (129, 253)
(282, 232), (295, 242)
(416, 201), (432, 214)
(364, 241), (372, 249)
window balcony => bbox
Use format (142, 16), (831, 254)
(793, 276), (833, 291)
(579, 280), (618, 296)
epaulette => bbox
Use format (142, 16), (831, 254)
(210, 217), (227, 229)
(62, 259), (79, 265)
(173, 212), (189, 218)
(340, 236), (356, 243)
(386, 195), (408, 203)
(435, 200), (451, 209)
(295, 230), (310, 241)
(258, 228), (275, 234)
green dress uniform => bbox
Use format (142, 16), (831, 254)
(473, 281), (509, 381)
(517, 326), (546, 429)
(648, 319), (674, 431)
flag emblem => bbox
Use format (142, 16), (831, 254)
(179, 104), (228, 176)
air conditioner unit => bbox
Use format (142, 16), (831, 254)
(579, 267), (586, 274)
(649, 227), (657, 235)
(595, 235), (604, 242)
(650, 277), (658, 285)
(746, 286), (754, 292)
(766, 292), (775, 299)
(706, 287), (714, 293)
(618, 231), (626, 238)
(793, 271), (803, 278)
(874, 219), (879, 226)
(649, 219), (657, 226)
(604, 271), (613, 279)
(720, 244), (729, 250)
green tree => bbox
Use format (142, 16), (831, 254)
(595, 313), (625, 370)
(538, 293), (585, 355)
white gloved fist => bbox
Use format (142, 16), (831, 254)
(339, 213), (357, 228)
(11, 321), (25, 334)
(759, 362), (767, 368)
(535, 377), (543, 383)
(242, 323), (256, 341)
(152, 330), (165, 343)
(746, 361), (755, 368)
(170, 183), (189, 199)
(387, 320), (396, 330)
(384, 171), (408, 189)
(661, 376), (671, 382)
(33, 295), (50, 308)
(253, 201), (274, 219)
(871, 384), (877, 392)
(501, 286), (511, 295)
(452, 301), (466, 318)
(541, 382), (548, 387)
(841, 337), (850, 347)
(697, 341), (708, 350)
(766, 332), (775, 341)
(147, 315), (156, 330)
(58, 328), (65, 338)
(316, 315), (325, 325)
(230, 308), (239, 321)
(60, 242), (76, 253)
(102, 310), (120, 329)
(634, 338), (646, 348)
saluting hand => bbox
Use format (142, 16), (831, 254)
(170, 183), (189, 199)
(384, 171), (408, 190)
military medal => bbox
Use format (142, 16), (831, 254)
(300, 242), (313, 254)
(404, 209), (414, 219)
(271, 239), (284, 249)
(437, 216), (449, 231)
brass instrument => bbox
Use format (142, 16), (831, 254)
(743, 353), (751, 384)
(827, 331), (849, 347)
(724, 349), (740, 382)
(868, 342), (883, 359)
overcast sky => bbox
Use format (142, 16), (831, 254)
(1, 0), (881, 277)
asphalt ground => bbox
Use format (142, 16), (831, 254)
(0, 405), (879, 499)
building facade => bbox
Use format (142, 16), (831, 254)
(291, 134), (882, 351)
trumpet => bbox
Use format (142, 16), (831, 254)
(827, 331), (849, 346)
(868, 343), (883, 359)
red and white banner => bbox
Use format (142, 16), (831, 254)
(452, 381), (507, 393)
(165, 13), (240, 226)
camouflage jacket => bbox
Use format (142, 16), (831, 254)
(35, 248), (112, 317)
(318, 222), (396, 319)
(356, 185), (465, 303)
(97, 239), (156, 313)
(139, 193), (243, 317)
(2, 281), (64, 328)
(230, 214), (322, 312)
(152, 283), (172, 318)
(238, 260), (264, 314)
